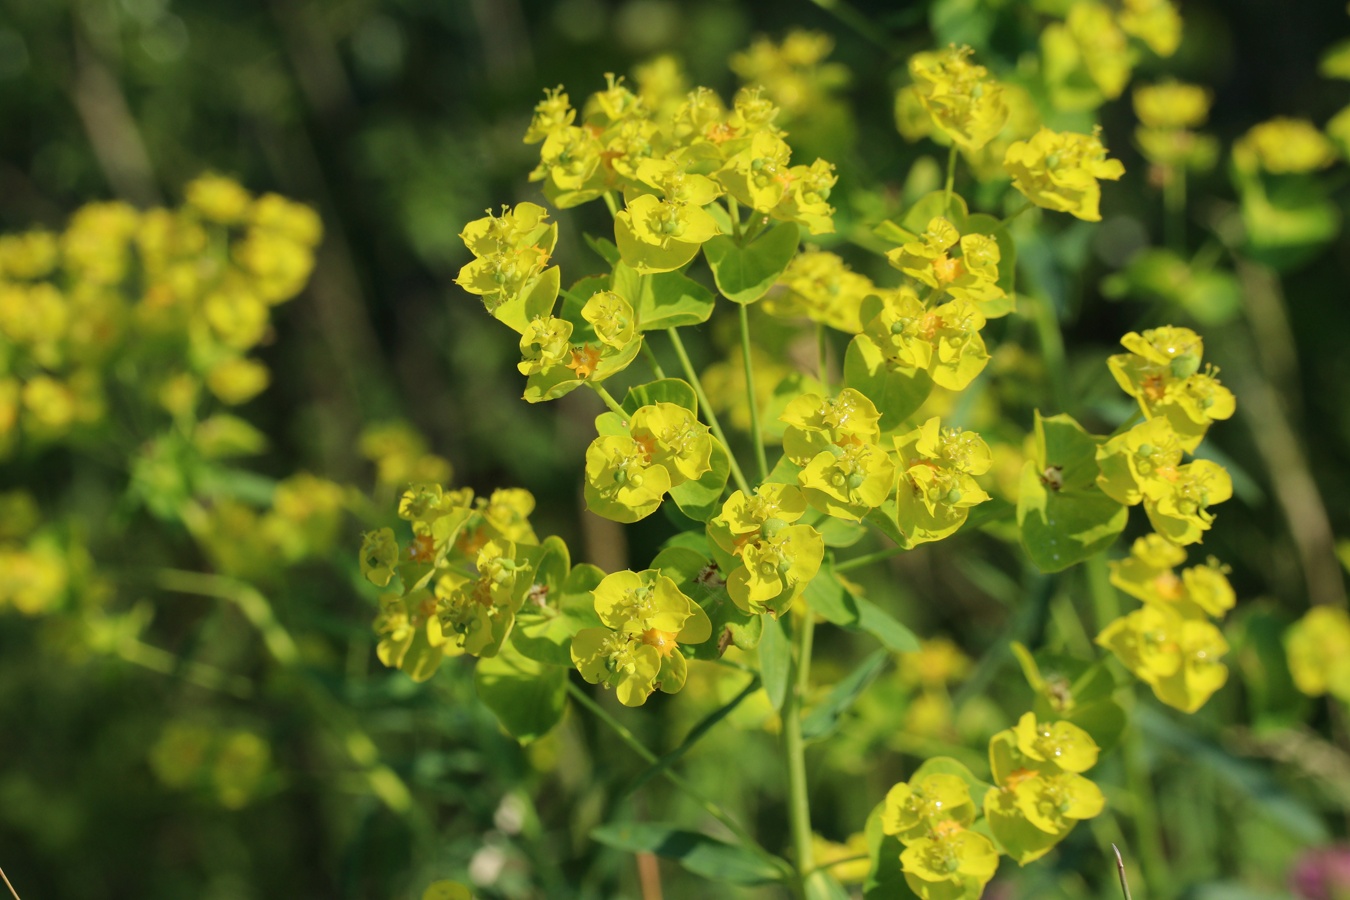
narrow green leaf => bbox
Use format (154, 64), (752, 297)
(592, 822), (786, 886)
(801, 649), (888, 741)
(584, 233), (621, 266)
(854, 597), (921, 653)
(622, 677), (760, 797)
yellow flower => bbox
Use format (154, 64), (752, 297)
(1042, 3), (1132, 109)
(1286, 606), (1350, 702)
(1004, 127), (1125, 221)
(764, 251), (876, 334)
(1133, 81), (1212, 130)
(908, 46), (1009, 151)
(1097, 605), (1229, 712)
(185, 173), (253, 224)
(1233, 118), (1336, 174)
(1118, 0), (1183, 57)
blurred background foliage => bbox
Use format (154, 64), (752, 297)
(1, 0), (1350, 898)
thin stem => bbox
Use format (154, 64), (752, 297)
(1163, 165), (1185, 255)
(806, 0), (896, 53)
(640, 341), (667, 380)
(816, 323), (830, 394)
(566, 681), (790, 877)
(943, 143), (959, 215)
(739, 304), (769, 482)
(666, 327), (750, 493)
(152, 569), (300, 665)
(1113, 844), (1135, 900)
(589, 382), (628, 418)
(783, 614), (816, 887)
(1087, 556), (1171, 895)
(727, 196), (745, 242)
(603, 191), (620, 219)
(835, 542), (904, 573)
(0, 865), (19, 900)
(806, 853), (869, 877)
(117, 638), (254, 698)
(996, 200), (1035, 230)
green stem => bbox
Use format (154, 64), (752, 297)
(783, 614), (816, 887)
(996, 200), (1034, 230)
(805, 0), (896, 53)
(116, 638), (253, 698)
(1086, 556), (1171, 896)
(566, 681), (790, 878)
(805, 853), (869, 877)
(666, 327), (750, 493)
(589, 382), (628, 418)
(640, 341), (667, 380)
(739, 304), (769, 482)
(816, 323), (830, 393)
(943, 143), (959, 215)
(153, 569), (300, 665)
(1163, 165), (1185, 255)
(835, 542), (904, 573)
(603, 191), (619, 219)
(728, 196), (745, 242)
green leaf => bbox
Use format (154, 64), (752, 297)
(703, 221), (800, 304)
(1017, 412), (1127, 573)
(511, 611), (579, 667)
(592, 822), (786, 886)
(863, 803), (919, 900)
(585, 233), (621, 266)
(804, 568), (855, 625)
(474, 641), (567, 743)
(911, 756), (994, 798)
(801, 649), (888, 741)
(595, 411), (629, 436)
(854, 597), (921, 653)
(1010, 642), (1126, 752)
(843, 335), (933, 435)
(898, 190), (969, 236)
(759, 614), (791, 711)
(964, 213), (1017, 317)
(669, 439), (731, 522)
(622, 378), (698, 415)
(653, 543), (761, 658)
(612, 263), (717, 330)
(805, 870), (852, 900)
(614, 217), (702, 274)
(804, 509), (867, 548)
(623, 676), (759, 797)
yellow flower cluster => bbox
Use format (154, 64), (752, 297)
(1286, 607), (1350, 703)
(1094, 326), (1237, 713)
(1004, 127), (1125, 222)
(0, 175), (320, 455)
(521, 73), (837, 250)
(361, 482), (542, 681)
(1134, 80), (1219, 171)
(729, 30), (850, 118)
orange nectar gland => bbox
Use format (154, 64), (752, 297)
(932, 255), (965, 285)
(566, 344), (602, 379)
(706, 122), (739, 144)
(409, 534), (436, 563)
(933, 819), (966, 839)
(1153, 571), (1184, 600)
(1003, 768), (1040, 791)
(639, 628), (681, 658)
